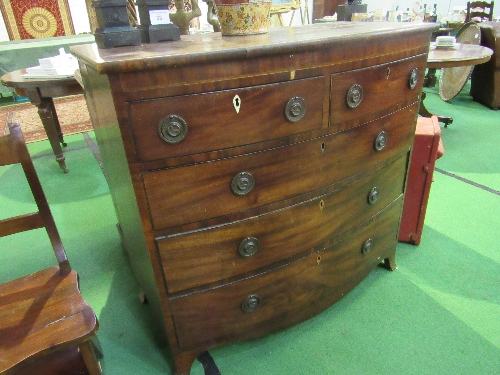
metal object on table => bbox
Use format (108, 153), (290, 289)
(439, 22), (482, 102)
(136, 0), (180, 43)
(92, 0), (141, 49)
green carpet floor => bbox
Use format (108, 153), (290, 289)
(1, 79), (499, 374)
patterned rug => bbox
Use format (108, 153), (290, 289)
(0, 94), (93, 143)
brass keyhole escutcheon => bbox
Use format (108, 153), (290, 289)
(285, 96), (306, 122)
(158, 115), (188, 144)
(241, 295), (261, 312)
(374, 131), (388, 151)
(319, 199), (325, 212)
(231, 172), (255, 196)
(317, 255), (321, 265)
(233, 95), (241, 113)
(386, 67), (391, 79)
(346, 84), (363, 109)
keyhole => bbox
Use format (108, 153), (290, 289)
(386, 68), (391, 79)
(321, 142), (326, 154)
(317, 255), (321, 265)
(319, 199), (325, 212)
(233, 95), (241, 114)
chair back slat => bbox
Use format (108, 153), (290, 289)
(0, 213), (44, 237)
(466, 1), (495, 21)
(0, 121), (71, 274)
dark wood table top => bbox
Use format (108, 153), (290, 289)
(1, 69), (83, 98)
(427, 43), (493, 69)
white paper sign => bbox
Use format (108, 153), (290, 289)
(150, 9), (171, 25)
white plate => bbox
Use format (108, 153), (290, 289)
(430, 42), (459, 50)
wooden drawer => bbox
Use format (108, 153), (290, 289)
(158, 155), (408, 293)
(169, 198), (402, 350)
(143, 104), (417, 230)
(330, 54), (427, 126)
(128, 77), (324, 162)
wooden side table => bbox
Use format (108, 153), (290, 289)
(421, 43), (493, 126)
(1, 69), (84, 173)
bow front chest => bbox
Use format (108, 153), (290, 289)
(72, 22), (436, 375)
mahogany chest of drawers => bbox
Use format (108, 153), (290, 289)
(71, 22), (436, 375)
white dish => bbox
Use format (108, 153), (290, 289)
(430, 42), (459, 50)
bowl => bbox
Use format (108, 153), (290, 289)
(215, 0), (272, 36)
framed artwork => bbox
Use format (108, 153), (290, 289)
(0, 0), (74, 40)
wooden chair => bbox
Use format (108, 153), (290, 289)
(466, 1), (494, 22)
(0, 121), (102, 374)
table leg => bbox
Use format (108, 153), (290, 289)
(419, 91), (453, 127)
(36, 97), (69, 173)
(424, 68), (438, 88)
(46, 96), (68, 147)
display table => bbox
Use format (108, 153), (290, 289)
(427, 43), (493, 68)
(420, 43), (493, 125)
(1, 69), (84, 173)
(0, 34), (94, 97)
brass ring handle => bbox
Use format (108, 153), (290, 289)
(238, 237), (260, 257)
(158, 115), (188, 144)
(285, 96), (306, 122)
(368, 187), (379, 204)
(241, 295), (261, 312)
(374, 131), (387, 151)
(346, 84), (363, 109)
(231, 172), (255, 196)
(361, 239), (373, 255)
(409, 68), (418, 90)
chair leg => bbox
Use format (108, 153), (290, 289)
(80, 338), (103, 375)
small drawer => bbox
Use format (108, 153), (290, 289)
(143, 104), (417, 230)
(128, 77), (324, 162)
(158, 155), (408, 293)
(330, 54), (427, 126)
(168, 198), (402, 350)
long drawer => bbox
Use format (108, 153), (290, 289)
(143, 104), (417, 230)
(158, 155), (407, 293)
(330, 54), (427, 126)
(169, 198), (402, 350)
(128, 77), (324, 162)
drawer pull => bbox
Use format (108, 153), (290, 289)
(285, 96), (306, 122)
(238, 237), (260, 257)
(158, 115), (188, 144)
(409, 68), (418, 89)
(368, 186), (379, 204)
(231, 172), (255, 196)
(374, 131), (387, 151)
(241, 295), (261, 312)
(346, 84), (363, 109)
(361, 239), (373, 255)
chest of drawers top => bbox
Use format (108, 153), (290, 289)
(72, 23), (436, 93)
